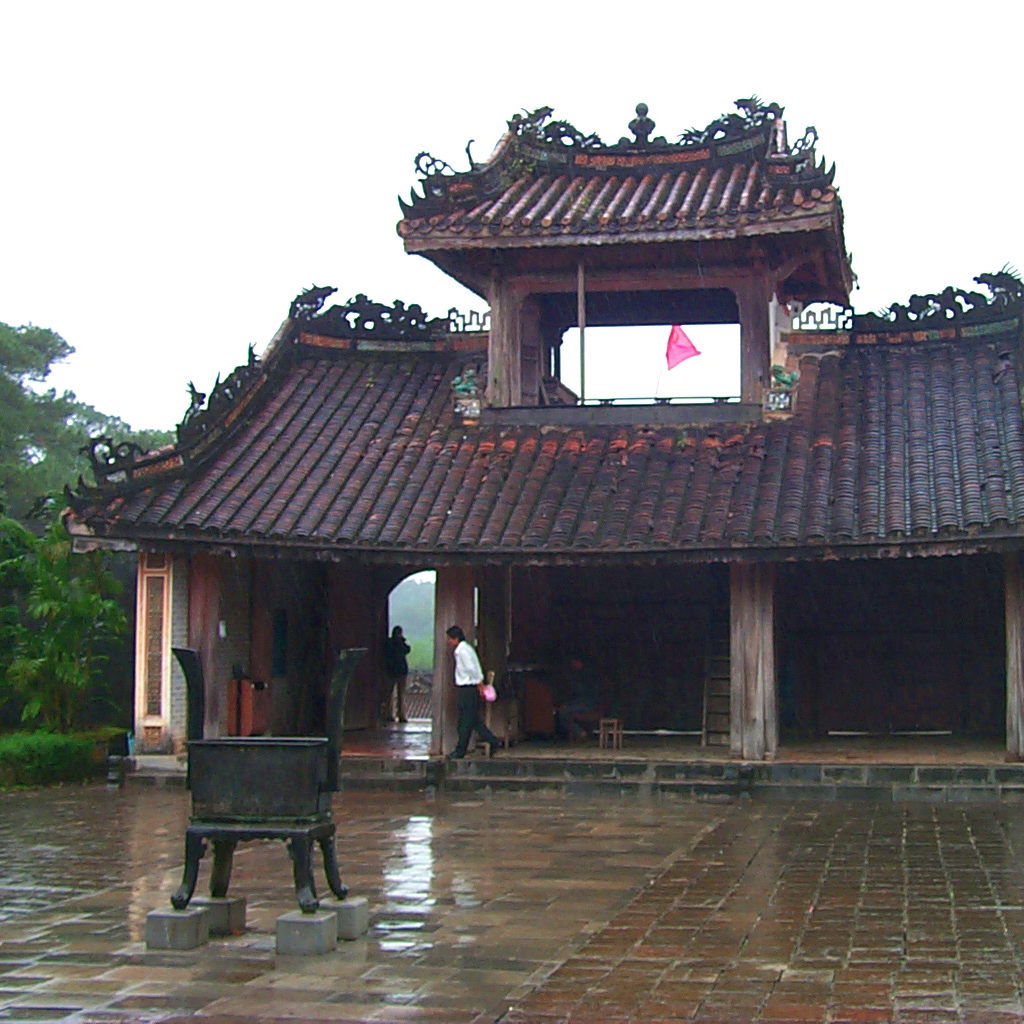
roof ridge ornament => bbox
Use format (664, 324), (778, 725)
(625, 102), (659, 146)
(854, 268), (1024, 331)
(679, 96), (784, 146)
(178, 345), (261, 445)
(414, 151), (456, 180)
(507, 105), (603, 149)
(290, 285), (337, 320)
(292, 289), (448, 341)
(80, 437), (150, 484)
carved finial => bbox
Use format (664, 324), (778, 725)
(628, 102), (655, 145)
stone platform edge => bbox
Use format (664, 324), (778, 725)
(127, 755), (1024, 802)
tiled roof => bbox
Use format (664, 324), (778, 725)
(398, 103), (841, 251)
(399, 160), (839, 250)
(68, 327), (1024, 561)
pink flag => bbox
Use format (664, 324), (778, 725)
(665, 324), (700, 369)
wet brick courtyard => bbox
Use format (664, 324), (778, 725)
(3, 784), (1024, 1022)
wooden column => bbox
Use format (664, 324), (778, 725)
(432, 566), (476, 755)
(730, 562), (778, 760)
(734, 278), (772, 404)
(486, 274), (522, 407)
(519, 298), (543, 405)
(189, 553), (223, 737)
(576, 261), (587, 403)
(1006, 554), (1024, 760)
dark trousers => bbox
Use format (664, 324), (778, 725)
(454, 684), (499, 755)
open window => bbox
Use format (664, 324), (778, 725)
(515, 285), (747, 408)
(558, 324), (741, 404)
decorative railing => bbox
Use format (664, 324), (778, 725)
(586, 395), (741, 406)
(791, 303), (853, 332)
(445, 307), (490, 333)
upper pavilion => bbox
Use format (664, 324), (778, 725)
(398, 99), (852, 407)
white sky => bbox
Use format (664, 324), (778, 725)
(2, 2), (1022, 431)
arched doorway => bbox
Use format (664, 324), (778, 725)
(386, 570), (435, 721)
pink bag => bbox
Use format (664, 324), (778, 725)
(479, 682), (497, 703)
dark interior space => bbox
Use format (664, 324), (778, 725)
(778, 555), (1004, 739)
(510, 563), (721, 732)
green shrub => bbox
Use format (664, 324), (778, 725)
(0, 731), (98, 788)
(3, 517), (126, 731)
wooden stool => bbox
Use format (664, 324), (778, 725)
(598, 717), (623, 750)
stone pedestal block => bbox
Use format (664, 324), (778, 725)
(323, 896), (369, 940)
(192, 896), (246, 936)
(275, 910), (337, 955)
(145, 907), (209, 950)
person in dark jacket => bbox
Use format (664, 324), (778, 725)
(383, 625), (411, 723)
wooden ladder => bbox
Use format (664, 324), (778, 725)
(702, 581), (731, 747)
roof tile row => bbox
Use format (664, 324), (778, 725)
(400, 164), (836, 245)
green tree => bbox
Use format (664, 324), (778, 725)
(0, 318), (170, 732)
(0, 516), (36, 712)
(0, 320), (172, 523)
(3, 515), (126, 731)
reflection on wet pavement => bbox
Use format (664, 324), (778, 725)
(3, 786), (1024, 1021)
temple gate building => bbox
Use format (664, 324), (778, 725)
(64, 100), (1024, 762)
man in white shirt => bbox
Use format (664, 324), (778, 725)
(446, 625), (501, 758)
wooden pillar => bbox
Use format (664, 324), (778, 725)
(730, 562), (778, 760)
(576, 260), (587, 403)
(486, 274), (522, 407)
(189, 553), (223, 737)
(432, 566), (476, 755)
(1006, 553), (1024, 760)
(734, 278), (772, 404)
(519, 298), (543, 405)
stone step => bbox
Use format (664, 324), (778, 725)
(442, 757), (1024, 802)
(444, 773), (742, 801)
(338, 757), (437, 791)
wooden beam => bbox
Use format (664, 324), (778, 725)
(730, 562), (777, 760)
(433, 566), (476, 756)
(505, 265), (766, 296)
(1006, 554), (1024, 760)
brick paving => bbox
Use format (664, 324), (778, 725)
(3, 786), (1024, 1022)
